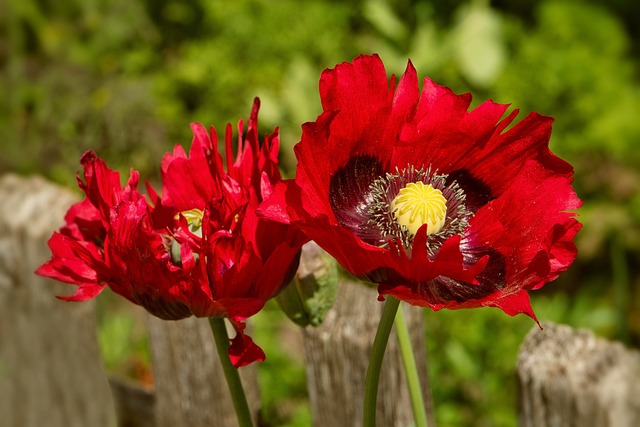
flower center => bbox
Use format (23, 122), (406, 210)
(390, 182), (447, 236)
(177, 208), (204, 231)
(170, 209), (204, 265)
(365, 164), (472, 255)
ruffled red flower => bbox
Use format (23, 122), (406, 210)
(260, 55), (581, 320)
(37, 98), (305, 366)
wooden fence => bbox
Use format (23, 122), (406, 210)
(1, 174), (639, 427)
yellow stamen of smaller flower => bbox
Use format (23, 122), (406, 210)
(175, 208), (204, 229)
(171, 208), (204, 266)
(390, 182), (447, 236)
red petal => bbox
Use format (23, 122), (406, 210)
(257, 180), (296, 224)
(36, 233), (103, 282)
(320, 54), (390, 119)
(391, 60), (419, 125)
(78, 151), (127, 226)
(60, 199), (103, 241)
(310, 55), (396, 183)
(542, 219), (582, 286)
(462, 112), (573, 197)
(470, 160), (580, 292)
(160, 126), (220, 211)
(485, 289), (539, 323)
(217, 298), (265, 322)
(56, 283), (106, 302)
(391, 77), (475, 173)
(228, 328), (266, 368)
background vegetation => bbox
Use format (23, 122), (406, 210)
(2, 0), (639, 425)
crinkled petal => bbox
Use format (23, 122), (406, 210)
(78, 151), (126, 225)
(265, 54), (581, 321)
(160, 124), (220, 211)
(469, 159), (581, 292)
(257, 180), (294, 224)
(35, 232), (107, 299)
(228, 327), (266, 368)
(485, 289), (538, 321)
(60, 198), (104, 242)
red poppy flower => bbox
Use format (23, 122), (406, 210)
(37, 99), (305, 366)
(260, 55), (581, 320)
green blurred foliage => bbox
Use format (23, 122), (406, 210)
(95, 289), (152, 385)
(4, 0), (640, 425)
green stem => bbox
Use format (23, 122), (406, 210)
(395, 303), (428, 427)
(363, 296), (401, 427)
(208, 317), (254, 427)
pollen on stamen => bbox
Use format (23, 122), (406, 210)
(390, 182), (447, 236)
(366, 165), (472, 255)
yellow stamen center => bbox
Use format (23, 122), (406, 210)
(175, 208), (204, 230)
(390, 182), (447, 236)
(171, 209), (204, 265)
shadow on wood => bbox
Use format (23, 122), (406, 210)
(109, 376), (155, 427)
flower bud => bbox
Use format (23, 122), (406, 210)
(276, 241), (339, 327)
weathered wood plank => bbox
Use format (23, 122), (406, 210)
(303, 282), (437, 427)
(148, 315), (261, 427)
(0, 174), (115, 427)
(518, 322), (640, 427)
(109, 376), (155, 427)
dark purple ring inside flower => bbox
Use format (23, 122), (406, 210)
(329, 154), (511, 303)
(329, 155), (478, 257)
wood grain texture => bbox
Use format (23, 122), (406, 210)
(0, 174), (115, 427)
(303, 282), (437, 427)
(518, 322), (640, 427)
(148, 315), (261, 427)
(109, 376), (155, 427)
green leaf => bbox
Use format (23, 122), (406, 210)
(452, 1), (505, 87)
(363, 0), (408, 44)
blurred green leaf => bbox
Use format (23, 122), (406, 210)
(363, 0), (408, 44)
(452, 1), (505, 87)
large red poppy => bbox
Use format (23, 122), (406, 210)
(37, 99), (305, 366)
(260, 55), (581, 320)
